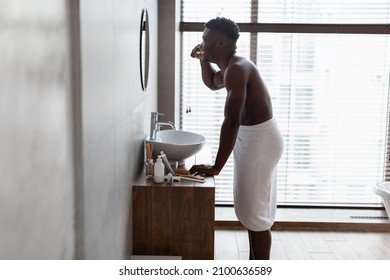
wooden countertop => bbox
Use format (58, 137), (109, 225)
(134, 147), (215, 188)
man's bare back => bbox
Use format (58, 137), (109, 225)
(225, 55), (273, 126)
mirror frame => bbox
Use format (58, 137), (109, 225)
(139, 8), (150, 91)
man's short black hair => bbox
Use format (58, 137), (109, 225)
(205, 17), (240, 42)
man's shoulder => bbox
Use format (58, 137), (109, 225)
(226, 57), (253, 77)
(231, 56), (255, 67)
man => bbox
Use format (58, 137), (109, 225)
(189, 17), (284, 260)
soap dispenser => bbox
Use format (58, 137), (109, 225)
(153, 155), (165, 183)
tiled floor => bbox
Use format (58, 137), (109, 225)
(215, 207), (390, 260)
(215, 229), (390, 260)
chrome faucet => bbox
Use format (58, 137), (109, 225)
(150, 112), (175, 140)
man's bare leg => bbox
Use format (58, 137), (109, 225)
(248, 229), (272, 260)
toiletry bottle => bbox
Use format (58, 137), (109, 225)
(153, 155), (165, 183)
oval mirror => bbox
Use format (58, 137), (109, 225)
(140, 8), (150, 91)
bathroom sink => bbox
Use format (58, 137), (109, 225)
(146, 130), (206, 164)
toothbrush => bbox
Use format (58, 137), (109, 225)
(160, 151), (175, 174)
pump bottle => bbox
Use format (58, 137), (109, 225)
(153, 155), (165, 183)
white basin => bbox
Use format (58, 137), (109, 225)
(146, 130), (206, 164)
(373, 182), (390, 218)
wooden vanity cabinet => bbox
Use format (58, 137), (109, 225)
(132, 176), (215, 260)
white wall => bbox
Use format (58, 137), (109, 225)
(0, 0), (75, 259)
(0, 0), (158, 259)
(79, 0), (158, 259)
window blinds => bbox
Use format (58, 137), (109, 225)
(181, 0), (390, 24)
(180, 0), (390, 206)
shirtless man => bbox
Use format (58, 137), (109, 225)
(189, 17), (283, 260)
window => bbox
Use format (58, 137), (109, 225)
(180, 0), (390, 206)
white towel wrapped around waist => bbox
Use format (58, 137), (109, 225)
(233, 117), (283, 231)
